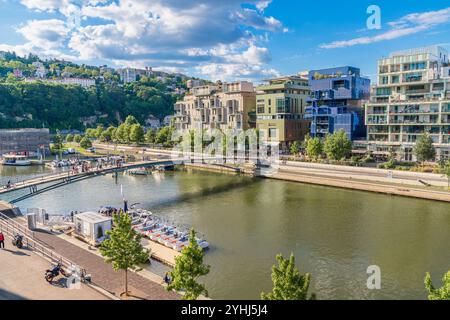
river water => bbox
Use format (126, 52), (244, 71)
(1, 165), (449, 300)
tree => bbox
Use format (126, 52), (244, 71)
(95, 124), (104, 139)
(85, 128), (97, 139)
(53, 130), (64, 150)
(261, 253), (315, 300)
(124, 115), (138, 126)
(290, 141), (301, 155)
(66, 134), (74, 143)
(155, 126), (174, 146)
(323, 130), (352, 160)
(80, 136), (92, 149)
(306, 137), (323, 160)
(424, 270), (450, 300)
(74, 134), (82, 143)
(100, 126), (116, 143)
(145, 128), (156, 144)
(100, 211), (149, 297)
(439, 160), (450, 188)
(167, 229), (210, 300)
(414, 133), (436, 164)
(115, 123), (128, 143)
(129, 124), (145, 144)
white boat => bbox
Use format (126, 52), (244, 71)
(1, 154), (32, 166)
(127, 167), (149, 176)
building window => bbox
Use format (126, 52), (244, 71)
(268, 128), (277, 138)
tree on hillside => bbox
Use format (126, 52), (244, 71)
(80, 136), (92, 149)
(167, 229), (210, 300)
(306, 137), (323, 160)
(100, 211), (149, 297)
(424, 270), (450, 300)
(261, 254), (315, 300)
(74, 134), (82, 143)
(414, 133), (436, 164)
(323, 130), (352, 160)
(129, 124), (145, 144)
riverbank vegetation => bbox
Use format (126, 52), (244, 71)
(288, 129), (449, 176)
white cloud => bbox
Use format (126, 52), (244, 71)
(17, 19), (70, 49)
(320, 7), (450, 49)
(2, 0), (286, 81)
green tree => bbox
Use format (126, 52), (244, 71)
(74, 134), (82, 143)
(323, 130), (352, 160)
(80, 136), (92, 149)
(100, 211), (149, 297)
(306, 137), (323, 160)
(440, 160), (450, 188)
(115, 123), (128, 143)
(155, 126), (173, 146)
(290, 141), (301, 155)
(124, 115), (138, 126)
(145, 128), (156, 144)
(53, 130), (64, 150)
(85, 128), (97, 139)
(261, 254), (315, 300)
(95, 124), (104, 139)
(167, 229), (210, 300)
(424, 270), (450, 300)
(100, 126), (116, 143)
(414, 133), (436, 164)
(129, 124), (145, 144)
(66, 134), (74, 143)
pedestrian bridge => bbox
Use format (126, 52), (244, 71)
(0, 159), (186, 204)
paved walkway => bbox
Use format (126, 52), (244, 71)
(33, 230), (179, 300)
(0, 237), (107, 300)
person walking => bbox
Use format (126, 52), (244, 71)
(0, 232), (5, 249)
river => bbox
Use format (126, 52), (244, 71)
(1, 165), (449, 300)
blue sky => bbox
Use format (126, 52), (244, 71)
(0, 0), (449, 82)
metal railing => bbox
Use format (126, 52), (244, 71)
(0, 211), (81, 271)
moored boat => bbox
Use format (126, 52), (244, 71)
(1, 154), (32, 166)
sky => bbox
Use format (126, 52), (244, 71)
(0, 0), (449, 83)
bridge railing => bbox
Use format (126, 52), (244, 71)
(0, 212), (85, 275)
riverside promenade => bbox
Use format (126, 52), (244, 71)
(32, 229), (179, 300)
(0, 234), (107, 300)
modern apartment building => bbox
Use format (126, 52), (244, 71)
(305, 67), (370, 140)
(256, 75), (310, 150)
(365, 46), (450, 161)
(174, 81), (256, 132)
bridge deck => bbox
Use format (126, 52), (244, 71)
(0, 160), (179, 197)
